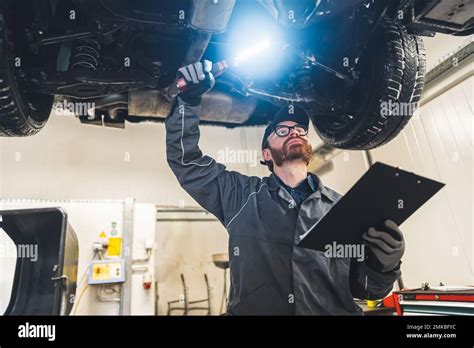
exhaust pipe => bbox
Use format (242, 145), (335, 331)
(165, 0), (237, 99)
(129, 88), (257, 125)
(188, 0), (236, 33)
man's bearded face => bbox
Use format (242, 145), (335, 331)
(266, 121), (312, 167)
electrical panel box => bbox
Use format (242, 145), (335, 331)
(88, 259), (125, 285)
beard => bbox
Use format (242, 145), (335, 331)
(268, 137), (313, 167)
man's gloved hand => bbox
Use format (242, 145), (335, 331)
(177, 60), (215, 105)
(363, 220), (405, 272)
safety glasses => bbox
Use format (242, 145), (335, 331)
(273, 124), (308, 137)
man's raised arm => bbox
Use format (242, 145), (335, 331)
(165, 61), (260, 227)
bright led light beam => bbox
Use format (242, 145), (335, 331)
(170, 38), (277, 98)
(232, 38), (272, 67)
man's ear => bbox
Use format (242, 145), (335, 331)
(262, 149), (272, 162)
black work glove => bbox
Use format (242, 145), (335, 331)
(363, 220), (405, 272)
(177, 60), (215, 106)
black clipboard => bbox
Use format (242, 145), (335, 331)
(298, 162), (445, 251)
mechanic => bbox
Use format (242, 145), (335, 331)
(165, 61), (405, 315)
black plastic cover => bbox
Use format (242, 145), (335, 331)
(1, 208), (78, 315)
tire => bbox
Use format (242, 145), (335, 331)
(0, 11), (54, 136)
(311, 17), (426, 150)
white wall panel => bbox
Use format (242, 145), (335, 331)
(369, 77), (473, 288)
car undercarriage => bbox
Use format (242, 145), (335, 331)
(0, 0), (472, 149)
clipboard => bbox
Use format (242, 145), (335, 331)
(297, 162), (445, 251)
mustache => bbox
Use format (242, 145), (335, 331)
(284, 136), (307, 147)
